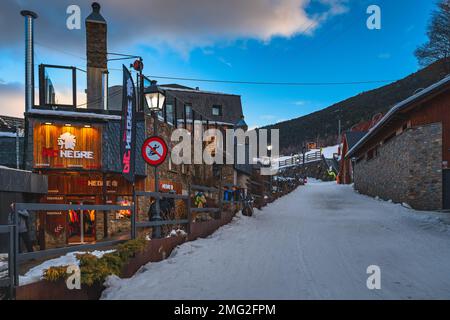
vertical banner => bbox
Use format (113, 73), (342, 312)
(120, 65), (137, 182)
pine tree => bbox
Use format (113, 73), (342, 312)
(415, 0), (450, 70)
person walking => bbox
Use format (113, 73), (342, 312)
(9, 203), (34, 253)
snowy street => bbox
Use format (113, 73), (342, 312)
(102, 180), (450, 300)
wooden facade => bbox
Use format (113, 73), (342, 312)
(349, 87), (450, 163)
(33, 122), (102, 170)
(408, 90), (450, 165)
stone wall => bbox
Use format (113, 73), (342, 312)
(0, 137), (24, 168)
(354, 122), (442, 211)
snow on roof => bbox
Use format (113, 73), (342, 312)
(158, 85), (240, 97)
(0, 131), (23, 138)
(347, 75), (450, 158)
(27, 109), (121, 121)
(0, 165), (32, 173)
(320, 145), (339, 159)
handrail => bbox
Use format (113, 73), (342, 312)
(136, 219), (189, 228)
(191, 208), (220, 213)
(190, 184), (219, 192)
(18, 239), (125, 262)
(0, 225), (12, 233)
(278, 150), (322, 168)
(15, 203), (132, 211)
(5, 183), (238, 295)
(135, 191), (189, 199)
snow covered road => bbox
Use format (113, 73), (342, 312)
(102, 181), (450, 299)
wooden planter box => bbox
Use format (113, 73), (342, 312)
(16, 209), (237, 300)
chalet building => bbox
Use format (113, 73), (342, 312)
(347, 75), (450, 210)
(337, 115), (383, 184)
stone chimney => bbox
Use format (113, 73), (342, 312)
(86, 2), (107, 110)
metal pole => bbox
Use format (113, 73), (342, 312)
(186, 185), (192, 235)
(102, 174), (108, 239)
(302, 146), (306, 165)
(131, 182), (136, 239)
(16, 128), (20, 169)
(151, 111), (162, 238)
(13, 206), (19, 288)
(80, 203), (84, 243)
(139, 60), (144, 113)
(102, 71), (109, 111)
(21, 10), (38, 112)
(218, 166), (223, 219)
(8, 224), (15, 300)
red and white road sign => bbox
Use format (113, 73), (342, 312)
(141, 136), (168, 166)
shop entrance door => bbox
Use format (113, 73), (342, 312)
(67, 197), (96, 244)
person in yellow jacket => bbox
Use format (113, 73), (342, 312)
(194, 192), (207, 208)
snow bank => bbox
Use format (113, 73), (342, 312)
(102, 181), (450, 299)
(0, 254), (8, 280)
(19, 249), (115, 286)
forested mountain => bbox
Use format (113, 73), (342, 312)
(264, 59), (450, 154)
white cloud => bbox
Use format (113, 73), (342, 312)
(0, 0), (349, 56)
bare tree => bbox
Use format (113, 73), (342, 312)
(415, 0), (450, 70)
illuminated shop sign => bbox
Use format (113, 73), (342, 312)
(33, 122), (102, 169)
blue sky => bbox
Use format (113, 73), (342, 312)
(0, 0), (437, 129)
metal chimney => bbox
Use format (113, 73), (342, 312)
(21, 10), (38, 112)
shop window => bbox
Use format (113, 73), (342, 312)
(116, 196), (132, 219)
(166, 103), (174, 125)
(185, 104), (192, 119)
(212, 105), (222, 116)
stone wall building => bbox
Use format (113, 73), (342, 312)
(347, 76), (450, 211)
(0, 116), (24, 169)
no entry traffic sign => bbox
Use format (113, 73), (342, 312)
(141, 136), (168, 166)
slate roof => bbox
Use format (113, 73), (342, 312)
(161, 85), (243, 125)
(347, 75), (450, 157)
(344, 131), (367, 150)
(0, 115), (25, 132)
(108, 84), (244, 125)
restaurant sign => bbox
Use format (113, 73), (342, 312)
(33, 122), (102, 170)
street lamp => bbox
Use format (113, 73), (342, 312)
(144, 80), (165, 113)
(144, 80), (166, 238)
